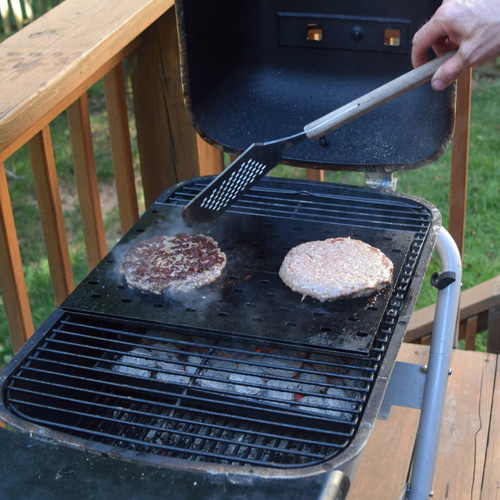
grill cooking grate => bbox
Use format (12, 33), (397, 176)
(6, 314), (373, 466)
(161, 178), (434, 233)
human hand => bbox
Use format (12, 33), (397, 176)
(412, 0), (500, 90)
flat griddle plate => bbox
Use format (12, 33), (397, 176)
(62, 205), (413, 355)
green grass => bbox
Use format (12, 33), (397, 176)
(1, 74), (499, 367)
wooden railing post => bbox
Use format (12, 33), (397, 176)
(306, 169), (325, 182)
(128, 8), (224, 208)
(0, 162), (34, 352)
(487, 306), (500, 353)
(103, 63), (140, 234)
(196, 136), (224, 177)
(67, 94), (108, 271)
(29, 126), (75, 305)
(449, 69), (472, 258)
(128, 8), (200, 208)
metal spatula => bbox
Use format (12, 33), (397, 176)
(182, 51), (455, 223)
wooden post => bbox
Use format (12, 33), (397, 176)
(196, 136), (224, 177)
(306, 169), (325, 182)
(0, 0), (12, 35)
(487, 305), (500, 353)
(67, 94), (108, 271)
(9, 0), (24, 30)
(23, 0), (34, 22)
(103, 63), (140, 234)
(0, 162), (34, 352)
(448, 69), (472, 347)
(29, 126), (74, 305)
(464, 315), (478, 351)
(128, 8), (201, 209)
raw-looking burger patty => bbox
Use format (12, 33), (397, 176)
(119, 233), (226, 294)
(279, 237), (393, 302)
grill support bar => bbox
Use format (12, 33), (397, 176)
(407, 227), (462, 500)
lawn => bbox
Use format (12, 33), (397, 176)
(0, 72), (499, 367)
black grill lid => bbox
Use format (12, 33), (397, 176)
(176, 0), (455, 170)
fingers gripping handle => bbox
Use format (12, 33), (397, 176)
(304, 50), (456, 141)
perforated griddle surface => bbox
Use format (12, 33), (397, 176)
(63, 204), (413, 355)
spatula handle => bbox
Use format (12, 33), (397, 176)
(304, 50), (456, 141)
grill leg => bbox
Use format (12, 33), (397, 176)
(407, 227), (462, 500)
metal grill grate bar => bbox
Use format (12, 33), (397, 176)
(45, 323), (378, 387)
(8, 406), (332, 466)
(9, 373), (353, 440)
(18, 340), (368, 416)
(163, 181), (432, 233)
(8, 397), (337, 461)
(5, 313), (368, 466)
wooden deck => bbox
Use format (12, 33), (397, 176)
(350, 343), (500, 499)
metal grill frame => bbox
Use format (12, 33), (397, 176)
(0, 177), (441, 480)
(4, 314), (368, 464)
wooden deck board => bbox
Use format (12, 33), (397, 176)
(349, 344), (428, 499)
(432, 349), (496, 499)
(481, 355), (500, 499)
(350, 344), (498, 499)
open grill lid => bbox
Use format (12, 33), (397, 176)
(176, 0), (455, 171)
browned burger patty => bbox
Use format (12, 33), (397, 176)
(279, 237), (393, 302)
(119, 233), (226, 294)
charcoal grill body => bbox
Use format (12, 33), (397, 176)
(0, 178), (460, 500)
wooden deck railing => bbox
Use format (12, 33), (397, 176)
(0, 0), (498, 355)
(0, 0), (224, 353)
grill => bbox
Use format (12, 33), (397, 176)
(2, 177), (439, 476)
(0, 1), (462, 498)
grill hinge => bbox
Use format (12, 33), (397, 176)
(365, 171), (397, 191)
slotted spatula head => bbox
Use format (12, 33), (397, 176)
(182, 136), (300, 223)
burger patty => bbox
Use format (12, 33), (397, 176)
(279, 237), (393, 302)
(119, 233), (227, 294)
